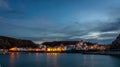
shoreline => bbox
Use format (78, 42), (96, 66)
(1, 51), (120, 55)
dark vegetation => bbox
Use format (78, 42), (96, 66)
(0, 36), (38, 49)
(42, 41), (94, 47)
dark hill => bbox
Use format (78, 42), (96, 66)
(42, 41), (79, 47)
(0, 36), (38, 49)
(42, 41), (94, 47)
(111, 34), (120, 49)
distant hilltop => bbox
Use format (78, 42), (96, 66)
(111, 34), (120, 49)
(42, 41), (96, 47)
(0, 36), (38, 49)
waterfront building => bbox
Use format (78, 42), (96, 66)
(0, 49), (3, 52)
(75, 46), (83, 50)
(47, 47), (61, 51)
(9, 47), (19, 51)
(18, 48), (27, 51)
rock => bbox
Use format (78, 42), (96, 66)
(111, 34), (120, 49)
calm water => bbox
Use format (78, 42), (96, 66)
(0, 53), (120, 67)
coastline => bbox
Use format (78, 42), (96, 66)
(1, 51), (120, 55)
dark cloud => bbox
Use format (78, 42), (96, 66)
(18, 36), (71, 42)
(98, 19), (120, 32)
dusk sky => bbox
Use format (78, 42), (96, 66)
(0, 0), (120, 44)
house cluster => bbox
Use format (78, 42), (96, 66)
(74, 41), (110, 51)
(45, 41), (110, 51)
(8, 45), (46, 52)
(0, 41), (110, 52)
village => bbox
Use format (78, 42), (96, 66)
(0, 41), (110, 53)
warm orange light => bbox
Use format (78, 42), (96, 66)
(47, 53), (59, 56)
(47, 47), (61, 51)
(9, 47), (18, 51)
(10, 53), (15, 59)
(28, 48), (33, 51)
(58, 48), (61, 51)
(90, 46), (94, 49)
(35, 48), (40, 51)
(47, 48), (51, 51)
(61, 48), (65, 51)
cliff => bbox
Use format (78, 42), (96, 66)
(111, 34), (120, 49)
(0, 36), (38, 49)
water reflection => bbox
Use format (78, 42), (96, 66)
(9, 53), (15, 67)
(46, 53), (59, 67)
(83, 55), (95, 67)
(46, 53), (59, 56)
(4, 53), (118, 67)
(9, 52), (20, 67)
(16, 52), (20, 59)
(90, 55), (94, 67)
(10, 53), (15, 59)
(35, 53), (40, 67)
(83, 55), (86, 63)
(35, 53), (39, 57)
